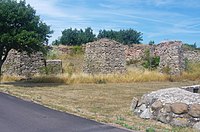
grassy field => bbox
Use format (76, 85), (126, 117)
(0, 81), (199, 132)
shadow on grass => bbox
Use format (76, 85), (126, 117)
(0, 77), (67, 87)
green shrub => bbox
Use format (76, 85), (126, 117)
(71, 46), (84, 55)
(142, 49), (160, 70)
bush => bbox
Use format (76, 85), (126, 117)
(71, 46), (84, 55)
(142, 49), (160, 70)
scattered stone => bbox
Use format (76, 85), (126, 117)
(193, 122), (200, 131)
(162, 103), (171, 113)
(140, 108), (152, 119)
(171, 103), (188, 114)
(189, 104), (200, 118)
(130, 97), (138, 111)
(151, 100), (162, 110)
(171, 118), (189, 127)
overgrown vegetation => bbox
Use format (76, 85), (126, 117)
(142, 49), (160, 70)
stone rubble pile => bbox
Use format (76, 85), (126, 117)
(131, 85), (200, 130)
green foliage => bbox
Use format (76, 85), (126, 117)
(148, 40), (155, 45)
(60, 27), (96, 46)
(0, 0), (52, 74)
(183, 42), (198, 50)
(97, 28), (143, 45)
(142, 49), (160, 70)
(52, 39), (60, 46)
(146, 127), (155, 132)
(71, 46), (84, 55)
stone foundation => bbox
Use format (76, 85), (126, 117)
(131, 85), (200, 130)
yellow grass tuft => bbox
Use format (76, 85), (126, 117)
(0, 75), (22, 82)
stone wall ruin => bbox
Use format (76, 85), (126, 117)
(83, 39), (126, 74)
(157, 41), (185, 75)
(2, 49), (45, 76)
(2, 49), (62, 76)
(125, 41), (186, 75)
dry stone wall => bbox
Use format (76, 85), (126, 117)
(2, 49), (45, 76)
(131, 85), (200, 130)
(83, 39), (126, 74)
(46, 60), (62, 74)
(125, 41), (186, 75)
(2, 49), (63, 76)
(157, 41), (185, 75)
(183, 50), (200, 62)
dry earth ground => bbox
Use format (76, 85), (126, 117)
(0, 81), (199, 131)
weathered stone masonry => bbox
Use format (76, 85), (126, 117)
(125, 41), (186, 75)
(2, 49), (45, 76)
(156, 41), (185, 75)
(131, 85), (200, 130)
(2, 49), (62, 76)
(83, 39), (126, 74)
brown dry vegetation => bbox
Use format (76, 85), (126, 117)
(0, 81), (199, 131)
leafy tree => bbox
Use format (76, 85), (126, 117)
(0, 0), (52, 75)
(97, 28), (143, 45)
(60, 27), (96, 46)
(148, 40), (155, 45)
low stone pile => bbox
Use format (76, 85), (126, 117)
(131, 85), (200, 130)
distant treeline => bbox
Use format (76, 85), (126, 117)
(52, 27), (143, 46)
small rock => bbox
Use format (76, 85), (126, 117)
(171, 118), (189, 127)
(140, 108), (152, 119)
(157, 113), (172, 124)
(193, 122), (200, 131)
(151, 100), (163, 110)
(171, 103), (188, 114)
(130, 97), (138, 111)
(163, 103), (171, 113)
(138, 104), (147, 112)
(189, 104), (200, 118)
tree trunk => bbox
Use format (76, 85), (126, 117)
(0, 61), (3, 83)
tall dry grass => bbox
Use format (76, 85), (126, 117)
(0, 75), (22, 82)
(28, 68), (168, 84)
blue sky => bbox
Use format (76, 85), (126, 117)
(25, 0), (200, 46)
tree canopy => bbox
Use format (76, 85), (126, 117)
(0, 0), (52, 74)
(97, 29), (143, 45)
(58, 27), (96, 46)
(53, 28), (143, 46)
